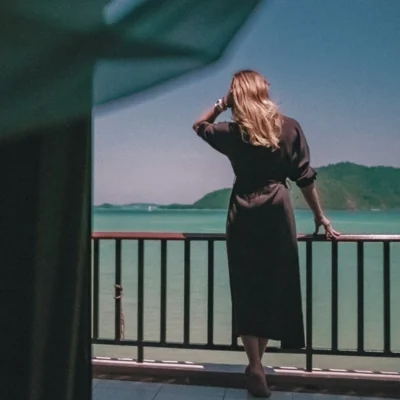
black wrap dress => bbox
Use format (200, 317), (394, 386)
(197, 116), (317, 349)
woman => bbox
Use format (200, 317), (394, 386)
(192, 70), (339, 398)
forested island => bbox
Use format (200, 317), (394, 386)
(95, 163), (400, 211)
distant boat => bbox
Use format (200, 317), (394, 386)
(370, 208), (381, 211)
(148, 206), (153, 212)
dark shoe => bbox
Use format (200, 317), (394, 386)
(246, 368), (271, 398)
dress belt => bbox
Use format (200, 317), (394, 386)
(234, 179), (288, 188)
(233, 179), (290, 199)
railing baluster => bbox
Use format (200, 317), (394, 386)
(383, 242), (391, 354)
(331, 241), (338, 352)
(137, 239), (144, 362)
(231, 305), (237, 348)
(306, 240), (313, 372)
(115, 239), (122, 341)
(207, 239), (214, 347)
(229, 248), (238, 348)
(92, 239), (100, 340)
(357, 242), (364, 353)
(183, 239), (191, 345)
(160, 240), (167, 344)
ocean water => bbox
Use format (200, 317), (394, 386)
(92, 209), (400, 371)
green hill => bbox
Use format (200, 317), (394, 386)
(193, 162), (400, 210)
(192, 190), (232, 209)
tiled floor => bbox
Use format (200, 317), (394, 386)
(92, 379), (397, 400)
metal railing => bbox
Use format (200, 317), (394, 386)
(91, 232), (400, 371)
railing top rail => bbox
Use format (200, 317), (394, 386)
(92, 232), (400, 242)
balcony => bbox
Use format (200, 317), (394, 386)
(91, 232), (400, 398)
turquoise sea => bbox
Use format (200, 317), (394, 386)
(92, 209), (400, 372)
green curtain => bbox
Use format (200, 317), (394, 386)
(0, 1), (262, 399)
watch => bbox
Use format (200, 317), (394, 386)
(214, 98), (227, 112)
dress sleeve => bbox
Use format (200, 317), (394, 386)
(196, 121), (233, 155)
(289, 122), (317, 188)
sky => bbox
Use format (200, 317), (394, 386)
(93, 0), (400, 205)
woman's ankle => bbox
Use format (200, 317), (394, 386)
(248, 361), (263, 371)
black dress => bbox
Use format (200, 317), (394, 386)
(197, 116), (316, 349)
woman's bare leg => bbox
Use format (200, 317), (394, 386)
(241, 335), (270, 397)
(242, 337), (269, 368)
(258, 338), (269, 360)
(241, 335), (262, 369)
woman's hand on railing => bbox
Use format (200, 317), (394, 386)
(313, 215), (340, 239)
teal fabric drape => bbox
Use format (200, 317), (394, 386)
(0, 0), (262, 138)
(0, 1), (262, 399)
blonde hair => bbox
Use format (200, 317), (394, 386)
(231, 70), (282, 149)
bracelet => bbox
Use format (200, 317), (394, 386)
(214, 98), (227, 113)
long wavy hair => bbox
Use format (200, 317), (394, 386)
(230, 70), (282, 149)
